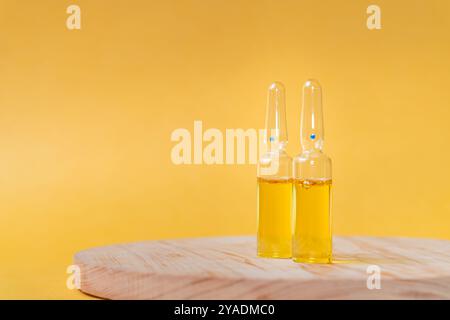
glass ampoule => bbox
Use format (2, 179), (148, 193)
(257, 82), (292, 258)
(293, 80), (332, 264)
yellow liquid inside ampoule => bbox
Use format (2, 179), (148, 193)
(257, 177), (292, 258)
(293, 179), (332, 263)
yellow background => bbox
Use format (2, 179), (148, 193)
(1, 0), (449, 299)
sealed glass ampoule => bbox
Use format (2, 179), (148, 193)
(293, 79), (332, 264)
(257, 82), (292, 258)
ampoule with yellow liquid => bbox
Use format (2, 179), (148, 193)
(293, 79), (332, 264)
(257, 82), (292, 258)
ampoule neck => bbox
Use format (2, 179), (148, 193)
(301, 147), (323, 154)
(267, 142), (288, 153)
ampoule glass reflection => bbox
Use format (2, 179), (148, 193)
(293, 80), (332, 264)
(257, 82), (292, 258)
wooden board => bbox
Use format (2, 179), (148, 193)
(74, 236), (450, 300)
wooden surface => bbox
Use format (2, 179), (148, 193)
(74, 236), (450, 300)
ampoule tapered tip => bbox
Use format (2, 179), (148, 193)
(269, 81), (285, 91)
(301, 79), (324, 151)
(304, 79), (321, 90)
(265, 81), (288, 149)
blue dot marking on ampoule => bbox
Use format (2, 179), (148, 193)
(310, 133), (316, 140)
(270, 136), (275, 142)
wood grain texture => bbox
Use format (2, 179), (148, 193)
(74, 236), (450, 300)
